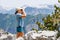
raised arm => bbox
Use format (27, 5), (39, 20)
(21, 10), (26, 18)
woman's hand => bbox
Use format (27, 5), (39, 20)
(21, 12), (26, 18)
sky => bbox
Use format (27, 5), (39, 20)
(0, 0), (59, 10)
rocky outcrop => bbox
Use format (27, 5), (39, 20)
(24, 30), (58, 40)
(0, 29), (16, 40)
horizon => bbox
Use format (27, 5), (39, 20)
(0, 0), (59, 10)
(0, 0), (60, 15)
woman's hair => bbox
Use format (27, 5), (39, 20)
(15, 9), (23, 14)
(20, 9), (23, 11)
(15, 10), (18, 14)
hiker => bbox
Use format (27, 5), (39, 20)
(15, 8), (26, 38)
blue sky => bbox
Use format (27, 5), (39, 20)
(0, 0), (59, 10)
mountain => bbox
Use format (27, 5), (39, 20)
(24, 13), (48, 25)
(0, 14), (17, 34)
(25, 6), (54, 15)
(0, 6), (54, 15)
(0, 6), (53, 34)
(0, 13), (48, 34)
(0, 6), (8, 14)
(24, 14), (48, 33)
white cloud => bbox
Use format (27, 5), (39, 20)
(0, 0), (59, 10)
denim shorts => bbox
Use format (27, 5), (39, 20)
(17, 26), (23, 32)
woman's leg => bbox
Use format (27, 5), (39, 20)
(17, 32), (24, 38)
(17, 26), (24, 38)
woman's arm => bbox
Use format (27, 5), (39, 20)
(21, 12), (26, 18)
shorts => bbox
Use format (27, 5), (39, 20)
(17, 26), (23, 32)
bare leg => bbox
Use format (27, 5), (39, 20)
(17, 32), (24, 38)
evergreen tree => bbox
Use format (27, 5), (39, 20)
(58, 0), (60, 3)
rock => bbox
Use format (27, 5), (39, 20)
(24, 30), (58, 40)
(57, 37), (60, 40)
(16, 37), (24, 40)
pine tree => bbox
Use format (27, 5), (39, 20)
(58, 0), (60, 3)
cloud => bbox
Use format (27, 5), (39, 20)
(0, 0), (59, 10)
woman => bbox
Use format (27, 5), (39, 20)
(15, 9), (26, 38)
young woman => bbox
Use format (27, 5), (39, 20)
(15, 9), (26, 38)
